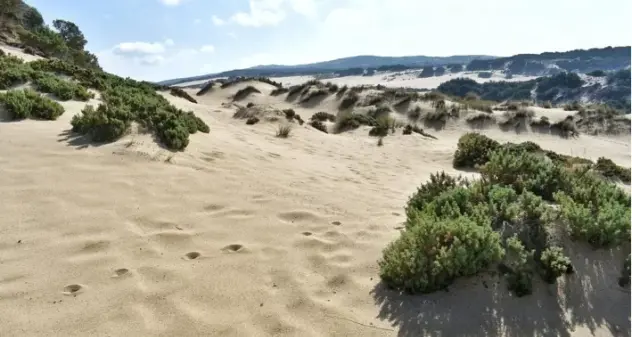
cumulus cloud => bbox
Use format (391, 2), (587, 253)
(211, 15), (225, 26)
(227, 0), (317, 27)
(113, 42), (166, 55)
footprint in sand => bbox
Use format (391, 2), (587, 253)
(277, 210), (322, 224)
(183, 252), (201, 260)
(301, 232), (313, 236)
(63, 284), (83, 295)
(221, 244), (246, 253)
(112, 268), (130, 278)
(331, 221), (341, 226)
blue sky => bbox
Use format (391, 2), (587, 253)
(26, 0), (630, 82)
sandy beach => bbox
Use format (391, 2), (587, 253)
(1, 46), (631, 337)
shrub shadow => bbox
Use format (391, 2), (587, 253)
(57, 129), (108, 149)
(372, 242), (630, 337)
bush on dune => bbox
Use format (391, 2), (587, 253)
(380, 132), (630, 295)
(0, 89), (64, 120)
(31, 73), (93, 101)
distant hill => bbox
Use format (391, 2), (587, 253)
(158, 54), (496, 86)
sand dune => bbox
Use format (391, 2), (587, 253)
(1, 53), (630, 337)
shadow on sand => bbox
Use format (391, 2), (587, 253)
(372, 242), (630, 337)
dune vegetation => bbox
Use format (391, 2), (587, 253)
(380, 132), (630, 296)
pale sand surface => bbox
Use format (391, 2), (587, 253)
(173, 72), (538, 90)
(1, 76), (630, 336)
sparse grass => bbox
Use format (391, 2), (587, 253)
(233, 85), (261, 101)
(407, 106), (422, 121)
(563, 101), (582, 111)
(336, 85), (348, 98)
(368, 116), (394, 137)
(466, 111), (496, 125)
(276, 124), (292, 138)
(196, 81), (214, 96)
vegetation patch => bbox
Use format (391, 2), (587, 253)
(333, 111), (376, 133)
(338, 92), (359, 110)
(309, 120), (328, 133)
(310, 111), (336, 122)
(380, 134), (630, 295)
(233, 85), (261, 101)
(0, 89), (64, 120)
(169, 88), (197, 104)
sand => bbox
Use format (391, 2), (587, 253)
(173, 71), (538, 90)
(1, 56), (631, 336)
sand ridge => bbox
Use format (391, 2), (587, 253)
(1, 59), (631, 336)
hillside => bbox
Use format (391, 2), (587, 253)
(1, 1), (631, 337)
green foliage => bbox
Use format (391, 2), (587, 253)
(339, 92), (359, 110)
(309, 120), (328, 133)
(379, 214), (504, 293)
(233, 85), (261, 101)
(170, 88), (197, 104)
(504, 236), (534, 297)
(540, 247), (572, 283)
(0, 89), (64, 120)
(71, 104), (131, 142)
(333, 112), (376, 133)
(453, 132), (500, 169)
(594, 157), (631, 183)
(368, 116), (393, 137)
(246, 116), (260, 125)
(311, 111), (336, 122)
(31, 73), (93, 101)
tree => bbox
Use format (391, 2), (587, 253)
(52, 19), (87, 50)
(0, 0), (21, 19)
(22, 6), (44, 30)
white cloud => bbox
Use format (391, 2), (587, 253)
(229, 0), (288, 27)
(113, 41), (167, 55)
(200, 45), (215, 53)
(193, 18), (202, 25)
(211, 15), (226, 26)
(164, 38), (175, 46)
(159, 0), (183, 6)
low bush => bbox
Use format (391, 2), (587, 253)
(0, 89), (64, 120)
(310, 120), (328, 133)
(593, 157), (631, 183)
(333, 112), (376, 133)
(71, 104), (131, 142)
(31, 73), (93, 101)
(170, 88), (197, 104)
(311, 111), (336, 122)
(368, 116), (393, 137)
(246, 116), (260, 125)
(270, 87), (289, 96)
(233, 85), (261, 101)
(453, 132), (500, 169)
(300, 88), (329, 104)
(550, 117), (578, 137)
(339, 92), (359, 110)
(503, 236), (534, 297)
(539, 247), (572, 283)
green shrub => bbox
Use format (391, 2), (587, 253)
(31, 73), (92, 101)
(405, 172), (464, 218)
(453, 133), (500, 169)
(503, 235), (534, 297)
(554, 189), (630, 248)
(379, 213), (504, 293)
(311, 111), (336, 122)
(339, 92), (359, 110)
(310, 120), (328, 133)
(270, 87), (288, 96)
(233, 85), (261, 101)
(170, 88), (197, 104)
(0, 66), (32, 89)
(594, 157), (631, 183)
(0, 89), (64, 120)
(333, 112), (376, 133)
(539, 247), (572, 283)
(368, 116), (393, 137)
(71, 104), (131, 142)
